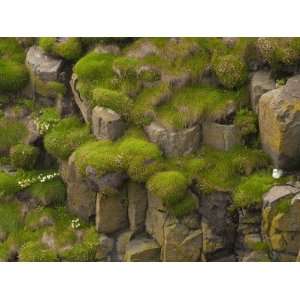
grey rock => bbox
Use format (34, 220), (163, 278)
(92, 106), (125, 141)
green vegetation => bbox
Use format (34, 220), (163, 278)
(28, 178), (66, 206)
(212, 54), (248, 89)
(0, 118), (27, 154)
(156, 86), (246, 129)
(0, 38), (29, 93)
(233, 171), (286, 208)
(44, 117), (92, 160)
(10, 144), (39, 170)
(39, 37), (82, 61)
(34, 107), (61, 135)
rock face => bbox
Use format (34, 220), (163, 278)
(262, 184), (300, 261)
(26, 46), (63, 81)
(250, 71), (275, 113)
(70, 74), (92, 123)
(63, 153), (96, 221)
(199, 192), (236, 260)
(259, 75), (300, 169)
(128, 182), (148, 234)
(96, 189), (128, 234)
(124, 238), (161, 262)
(202, 122), (241, 151)
(92, 106), (125, 141)
(144, 121), (201, 157)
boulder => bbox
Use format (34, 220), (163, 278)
(202, 122), (241, 151)
(96, 189), (128, 234)
(26, 46), (63, 81)
(128, 181), (148, 234)
(161, 218), (202, 262)
(144, 121), (201, 157)
(95, 234), (114, 261)
(262, 185), (300, 258)
(145, 191), (167, 245)
(250, 71), (275, 113)
(259, 76), (300, 169)
(116, 230), (134, 261)
(65, 153), (97, 221)
(199, 191), (236, 259)
(124, 238), (161, 262)
(127, 40), (159, 59)
(70, 73), (93, 123)
(92, 106), (125, 141)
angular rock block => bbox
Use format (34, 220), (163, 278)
(202, 122), (241, 151)
(96, 190), (128, 234)
(262, 184), (300, 259)
(124, 238), (161, 262)
(26, 46), (63, 81)
(92, 106), (125, 141)
(128, 181), (148, 234)
(70, 74), (93, 123)
(65, 153), (96, 221)
(259, 75), (300, 169)
(250, 71), (275, 113)
(144, 121), (201, 157)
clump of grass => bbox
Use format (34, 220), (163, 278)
(0, 118), (27, 153)
(10, 144), (39, 170)
(233, 171), (286, 209)
(44, 117), (92, 160)
(156, 86), (245, 129)
(234, 109), (257, 140)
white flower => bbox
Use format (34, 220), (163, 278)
(272, 169), (283, 179)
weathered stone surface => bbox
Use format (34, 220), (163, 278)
(24, 117), (41, 145)
(124, 238), (161, 262)
(128, 181), (148, 234)
(127, 40), (159, 59)
(94, 44), (121, 56)
(202, 122), (241, 151)
(144, 121), (201, 157)
(263, 185), (300, 207)
(242, 251), (271, 262)
(65, 153), (96, 221)
(26, 46), (63, 81)
(161, 218), (202, 262)
(70, 73), (93, 123)
(95, 234), (114, 261)
(145, 191), (167, 245)
(250, 71), (275, 113)
(259, 76), (300, 169)
(116, 230), (134, 261)
(263, 185), (300, 258)
(85, 168), (128, 193)
(199, 191), (236, 258)
(92, 106), (125, 141)
(96, 189), (128, 234)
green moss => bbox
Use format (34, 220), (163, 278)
(39, 37), (56, 52)
(44, 117), (92, 160)
(92, 88), (134, 118)
(54, 38), (82, 60)
(19, 241), (59, 262)
(74, 140), (122, 176)
(28, 178), (66, 206)
(147, 171), (188, 206)
(10, 144), (39, 170)
(0, 173), (20, 197)
(156, 86), (245, 129)
(274, 196), (292, 215)
(74, 52), (115, 82)
(233, 171), (285, 208)
(197, 147), (270, 193)
(234, 109), (257, 137)
(170, 193), (198, 218)
(35, 107), (61, 135)
(0, 118), (27, 153)
(113, 56), (139, 80)
(212, 54), (248, 89)
(32, 74), (66, 98)
(0, 60), (29, 93)
(0, 201), (22, 234)
(0, 38), (26, 63)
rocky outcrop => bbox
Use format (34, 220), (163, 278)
(250, 71), (275, 113)
(70, 74), (93, 123)
(96, 189), (128, 234)
(262, 184), (300, 261)
(92, 106), (125, 141)
(202, 122), (241, 151)
(26, 46), (63, 81)
(144, 121), (201, 157)
(124, 237), (161, 262)
(259, 75), (300, 169)
(128, 181), (148, 234)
